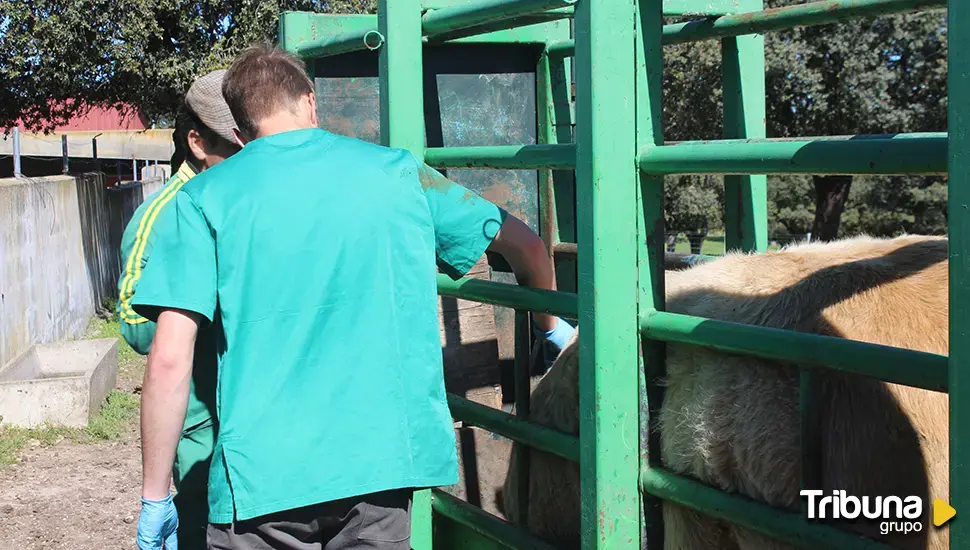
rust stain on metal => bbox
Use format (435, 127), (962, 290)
(481, 181), (515, 208)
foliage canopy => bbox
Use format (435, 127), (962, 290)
(0, 0), (948, 238)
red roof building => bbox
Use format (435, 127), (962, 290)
(14, 103), (151, 132)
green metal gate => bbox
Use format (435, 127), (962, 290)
(280, 0), (960, 548)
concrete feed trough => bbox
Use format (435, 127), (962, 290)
(0, 338), (118, 428)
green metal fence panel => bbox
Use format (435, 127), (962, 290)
(949, 1), (969, 547)
(575, 0), (641, 548)
(283, 0), (957, 548)
(638, 133), (949, 176)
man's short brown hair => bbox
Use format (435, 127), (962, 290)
(222, 42), (315, 139)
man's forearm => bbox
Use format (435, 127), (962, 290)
(139, 309), (199, 500)
(141, 353), (191, 500)
(488, 215), (559, 332)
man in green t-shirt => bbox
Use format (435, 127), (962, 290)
(118, 69), (241, 550)
(131, 44), (574, 550)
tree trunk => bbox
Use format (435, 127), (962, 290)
(688, 232), (706, 255)
(811, 175), (852, 242)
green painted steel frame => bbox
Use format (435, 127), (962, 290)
(280, 0), (958, 548)
(574, 0), (642, 548)
(949, 1), (969, 547)
(720, 0), (767, 253)
(282, 4), (577, 549)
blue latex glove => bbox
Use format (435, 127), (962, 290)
(136, 492), (179, 550)
(533, 316), (576, 372)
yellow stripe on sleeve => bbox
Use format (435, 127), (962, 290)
(118, 174), (192, 323)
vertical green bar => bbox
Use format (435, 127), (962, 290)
(378, 0), (430, 547)
(950, 0), (969, 547)
(575, 0), (640, 548)
(380, 0), (426, 155)
(542, 48), (579, 295)
(799, 369), (822, 506)
(513, 310), (532, 526)
(636, 0), (666, 548)
(721, 0), (767, 253)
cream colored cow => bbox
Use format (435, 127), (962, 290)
(502, 234), (949, 550)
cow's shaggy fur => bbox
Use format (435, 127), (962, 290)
(501, 234), (949, 550)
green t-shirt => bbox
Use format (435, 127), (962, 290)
(116, 162), (219, 456)
(131, 127), (507, 523)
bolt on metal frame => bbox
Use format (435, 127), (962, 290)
(281, 0), (959, 548)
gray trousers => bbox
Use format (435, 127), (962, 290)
(206, 489), (412, 550)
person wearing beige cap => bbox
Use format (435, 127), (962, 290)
(117, 68), (241, 550)
(130, 43), (568, 550)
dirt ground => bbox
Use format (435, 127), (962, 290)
(0, 316), (516, 550)
(0, 319), (147, 550)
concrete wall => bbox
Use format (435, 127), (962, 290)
(0, 173), (159, 367)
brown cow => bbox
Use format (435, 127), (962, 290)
(501, 234), (949, 550)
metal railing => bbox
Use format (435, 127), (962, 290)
(282, 0), (958, 548)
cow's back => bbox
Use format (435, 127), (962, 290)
(662, 234), (948, 549)
(503, 234), (949, 550)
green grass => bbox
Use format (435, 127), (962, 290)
(670, 231), (786, 255)
(0, 306), (145, 468)
(0, 423), (79, 466)
(671, 233), (726, 255)
(85, 305), (144, 381)
(84, 390), (140, 440)
(0, 390), (141, 466)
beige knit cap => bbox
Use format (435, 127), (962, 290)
(184, 69), (238, 144)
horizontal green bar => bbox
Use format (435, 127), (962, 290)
(544, 39), (574, 57)
(641, 467), (898, 550)
(423, 0), (574, 37)
(638, 133), (948, 176)
(424, 144), (576, 169)
(431, 489), (560, 550)
(425, 10), (571, 43)
(296, 0), (573, 58)
(640, 310), (948, 392)
(546, 0), (946, 56)
(447, 394), (580, 462)
(294, 29), (384, 58)
(436, 274), (577, 318)
(663, 0), (945, 45)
